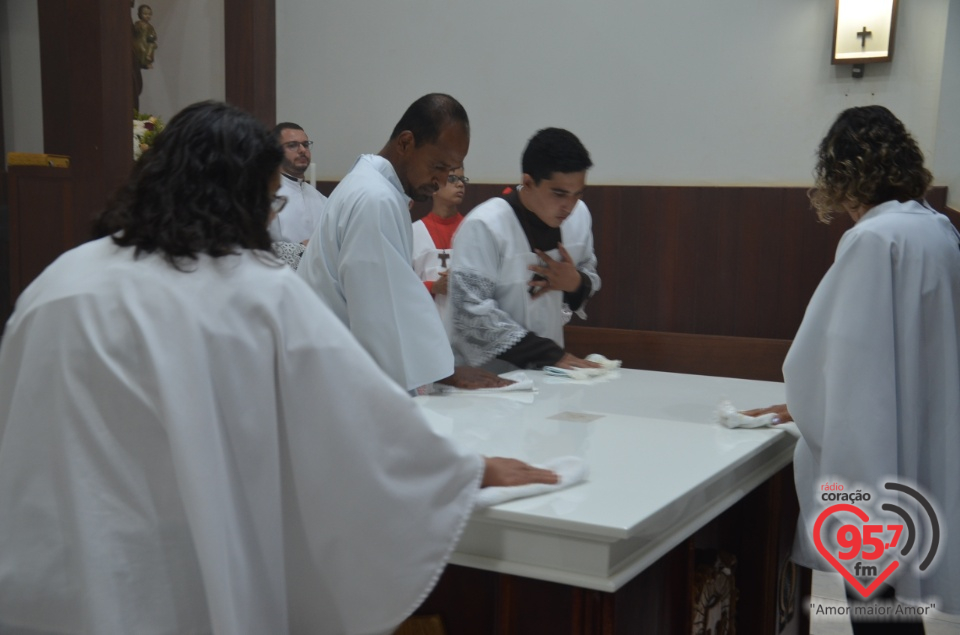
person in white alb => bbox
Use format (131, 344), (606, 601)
(297, 93), (511, 393)
(0, 100), (557, 635)
(268, 122), (328, 245)
(449, 128), (602, 371)
(746, 106), (960, 631)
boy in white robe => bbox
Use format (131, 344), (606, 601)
(747, 106), (960, 630)
(298, 94), (509, 392)
(449, 128), (602, 371)
(0, 101), (556, 635)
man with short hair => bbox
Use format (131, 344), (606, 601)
(269, 122), (328, 245)
(449, 127), (602, 371)
(298, 93), (508, 392)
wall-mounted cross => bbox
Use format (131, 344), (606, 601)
(857, 26), (872, 48)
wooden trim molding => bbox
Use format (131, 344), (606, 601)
(317, 181), (950, 343)
(564, 326), (791, 382)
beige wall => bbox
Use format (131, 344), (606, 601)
(1, 1), (43, 159)
(276, 0), (957, 193)
(133, 0), (225, 122)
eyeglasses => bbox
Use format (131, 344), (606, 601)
(271, 195), (287, 214)
(447, 174), (469, 185)
(282, 141), (314, 151)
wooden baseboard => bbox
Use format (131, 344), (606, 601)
(394, 615), (446, 635)
(564, 326), (791, 382)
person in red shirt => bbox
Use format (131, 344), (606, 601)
(411, 167), (468, 302)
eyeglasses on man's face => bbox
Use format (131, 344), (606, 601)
(282, 141), (314, 151)
(271, 195), (287, 214)
(447, 174), (469, 185)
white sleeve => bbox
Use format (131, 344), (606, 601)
(274, 285), (482, 633)
(448, 217), (527, 367)
(338, 196), (454, 390)
(565, 203), (600, 319)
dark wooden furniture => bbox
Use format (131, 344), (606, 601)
(6, 166), (74, 306)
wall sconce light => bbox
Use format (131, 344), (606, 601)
(832, 0), (899, 78)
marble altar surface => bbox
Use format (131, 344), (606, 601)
(415, 368), (795, 591)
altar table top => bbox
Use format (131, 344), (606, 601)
(414, 368), (795, 592)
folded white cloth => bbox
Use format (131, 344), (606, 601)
(585, 353), (622, 369)
(543, 354), (622, 380)
(714, 400), (801, 438)
(476, 456), (588, 508)
(543, 366), (607, 380)
(433, 370), (535, 394)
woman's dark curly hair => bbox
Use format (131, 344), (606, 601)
(95, 100), (283, 268)
(810, 105), (932, 224)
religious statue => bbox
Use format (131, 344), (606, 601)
(132, 4), (158, 109)
(133, 5), (158, 69)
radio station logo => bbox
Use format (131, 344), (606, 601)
(813, 481), (940, 599)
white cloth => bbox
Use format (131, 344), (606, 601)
(714, 401), (801, 438)
(268, 173), (328, 244)
(0, 237), (483, 635)
(475, 456), (588, 508)
(542, 354), (623, 380)
(298, 155), (455, 391)
(715, 400), (780, 428)
(432, 370), (536, 394)
(785, 199), (960, 613)
(543, 366), (610, 380)
(449, 196), (600, 367)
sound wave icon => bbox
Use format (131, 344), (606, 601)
(881, 482), (940, 571)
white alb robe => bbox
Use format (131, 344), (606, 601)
(0, 237), (482, 635)
(786, 199), (960, 613)
(268, 173), (328, 244)
(298, 155), (454, 391)
(449, 197), (599, 367)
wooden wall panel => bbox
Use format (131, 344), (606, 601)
(3, 0), (135, 314)
(333, 182), (950, 341)
(38, 0), (132, 245)
(7, 167), (74, 305)
(564, 327), (792, 381)
(0, 44), (7, 322)
(225, 0), (276, 126)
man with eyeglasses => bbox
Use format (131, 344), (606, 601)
(268, 122), (328, 245)
(449, 128), (602, 372)
(298, 94), (510, 393)
(412, 167), (469, 315)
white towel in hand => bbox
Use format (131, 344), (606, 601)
(476, 456), (588, 508)
(585, 353), (622, 369)
(434, 370), (535, 394)
(715, 400), (800, 438)
(543, 353), (622, 380)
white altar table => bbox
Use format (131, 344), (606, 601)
(413, 368), (800, 634)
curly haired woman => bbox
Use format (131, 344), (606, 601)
(749, 105), (960, 633)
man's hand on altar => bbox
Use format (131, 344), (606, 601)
(529, 244), (582, 298)
(482, 457), (559, 487)
(554, 352), (603, 370)
(439, 366), (515, 390)
(739, 403), (793, 424)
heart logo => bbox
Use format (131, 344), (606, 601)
(813, 503), (899, 598)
